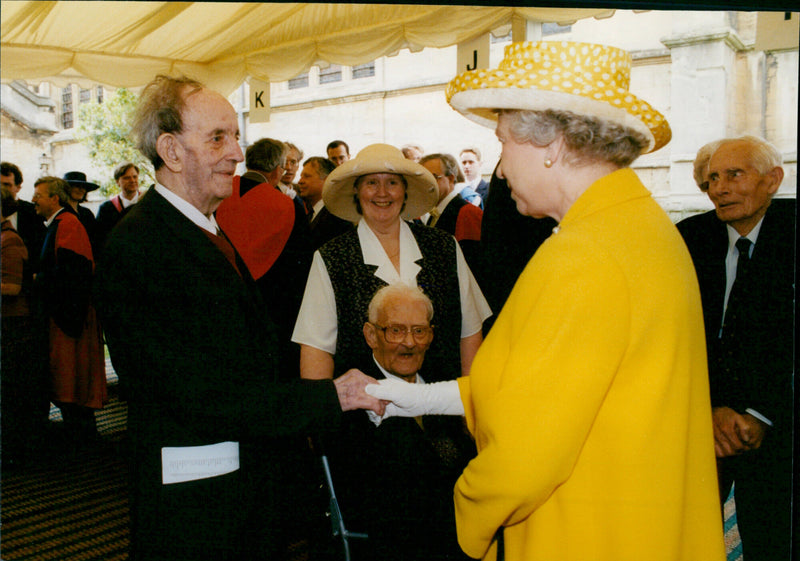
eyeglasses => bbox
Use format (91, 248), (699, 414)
(373, 323), (433, 344)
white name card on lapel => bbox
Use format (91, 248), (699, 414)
(161, 441), (240, 484)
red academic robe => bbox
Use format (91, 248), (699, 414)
(41, 210), (106, 409)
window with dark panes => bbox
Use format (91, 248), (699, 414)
(352, 61), (375, 79)
(288, 72), (309, 89)
(61, 87), (73, 129)
(319, 64), (342, 84)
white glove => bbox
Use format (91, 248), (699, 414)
(365, 378), (464, 418)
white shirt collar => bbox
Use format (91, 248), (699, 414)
(278, 182), (297, 199)
(437, 190), (460, 214)
(357, 218), (422, 284)
(420, 190), (459, 224)
(44, 207), (64, 227)
(725, 216), (765, 256)
(155, 183), (219, 235)
(120, 191), (140, 208)
(311, 199), (325, 216)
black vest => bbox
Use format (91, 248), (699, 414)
(319, 222), (463, 383)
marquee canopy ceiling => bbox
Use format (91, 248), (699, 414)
(1, 1), (616, 94)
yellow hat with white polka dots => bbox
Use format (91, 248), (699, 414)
(446, 41), (671, 153)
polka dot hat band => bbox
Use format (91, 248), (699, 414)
(447, 41), (671, 153)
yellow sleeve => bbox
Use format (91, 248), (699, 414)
(454, 238), (631, 559)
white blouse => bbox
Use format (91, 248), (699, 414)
(292, 219), (491, 354)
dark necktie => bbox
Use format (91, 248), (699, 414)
(722, 237), (752, 333)
(202, 227), (241, 277)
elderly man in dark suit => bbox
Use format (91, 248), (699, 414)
(329, 283), (473, 561)
(677, 135), (794, 561)
(94, 74), (381, 561)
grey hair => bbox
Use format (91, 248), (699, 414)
(132, 75), (204, 170)
(34, 176), (70, 205)
(692, 140), (723, 192)
(304, 156), (335, 180)
(716, 135), (783, 175)
(420, 153), (460, 180)
(246, 138), (287, 173)
(499, 109), (649, 168)
(368, 282), (434, 324)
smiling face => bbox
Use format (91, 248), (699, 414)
(364, 295), (432, 381)
(355, 173), (406, 228)
(169, 88), (243, 214)
(297, 161), (324, 206)
(706, 140), (781, 235)
(32, 182), (61, 219)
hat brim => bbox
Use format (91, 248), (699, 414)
(66, 180), (100, 192)
(323, 154), (439, 223)
(450, 87), (670, 154)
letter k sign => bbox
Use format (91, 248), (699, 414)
(249, 79), (271, 123)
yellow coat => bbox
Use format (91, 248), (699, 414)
(456, 169), (725, 561)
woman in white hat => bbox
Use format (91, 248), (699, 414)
(367, 42), (725, 561)
(292, 143), (490, 383)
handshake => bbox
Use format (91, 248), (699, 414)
(366, 378), (464, 426)
(333, 369), (464, 425)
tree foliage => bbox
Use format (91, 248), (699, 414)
(77, 88), (153, 197)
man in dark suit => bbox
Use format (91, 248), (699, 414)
(677, 135), (794, 561)
(459, 147), (488, 206)
(94, 75), (381, 561)
(330, 283), (473, 561)
(420, 153), (482, 273)
(297, 156), (353, 250)
(1, 161), (45, 270)
(95, 162), (143, 254)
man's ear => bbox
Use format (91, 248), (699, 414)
(156, 133), (183, 173)
(765, 166), (784, 195)
(363, 322), (378, 350)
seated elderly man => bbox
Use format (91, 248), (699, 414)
(327, 282), (474, 561)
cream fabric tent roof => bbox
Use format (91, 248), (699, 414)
(1, 2), (614, 95)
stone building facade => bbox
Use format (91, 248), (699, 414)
(1, 9), (796, 217)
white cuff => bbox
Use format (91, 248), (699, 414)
(365, 378), (464, 418)
(745, 408), (773, 427)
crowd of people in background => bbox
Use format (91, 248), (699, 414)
(0, 40), (794, 561)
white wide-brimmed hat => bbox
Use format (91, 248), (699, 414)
(446, 41), (671, 153)
(323, 143), (438, 222)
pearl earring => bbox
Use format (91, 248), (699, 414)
(544, 158), (553, 168)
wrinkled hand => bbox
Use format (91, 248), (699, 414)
(365, 378), (464, 418)
(712, 406), (767, 457)
(334, 369), (386, 415)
